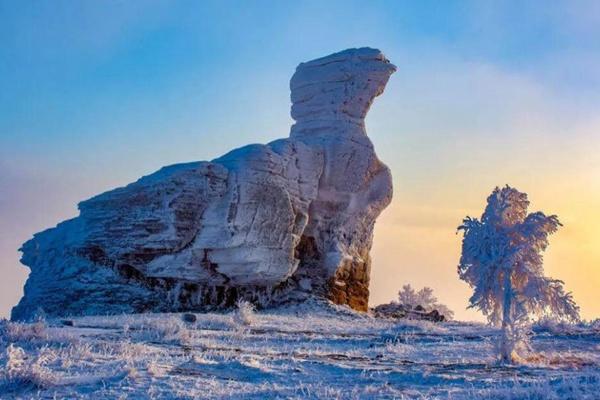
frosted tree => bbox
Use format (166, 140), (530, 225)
(457, 186), (579, 362)
(397, 284), (418, 307)
(397, 284), (454, 320)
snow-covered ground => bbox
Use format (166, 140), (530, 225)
(1, 301), (599, 399)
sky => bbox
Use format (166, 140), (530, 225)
(1, 0), (599, 321)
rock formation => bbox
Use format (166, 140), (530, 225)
(372, 303), (447, 322)
(12, 48), (396, 320)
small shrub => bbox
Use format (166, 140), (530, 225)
(4, 320), (47, 342)
(128, 316), (191, 347)
(233, 299), (256, 326)
(2, 344), (57, 389)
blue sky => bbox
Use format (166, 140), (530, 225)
(1, 1), (599, 319)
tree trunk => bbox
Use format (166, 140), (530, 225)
(500, 268), (513, 362)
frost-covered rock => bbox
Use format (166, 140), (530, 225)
(372, 303), (447, 322)
(12, 48), (396, 320)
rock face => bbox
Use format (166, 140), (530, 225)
(12, 48), (396, 320)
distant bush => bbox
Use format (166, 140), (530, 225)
(396, 284), (454, 320)
(233, 299), (256, 326)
